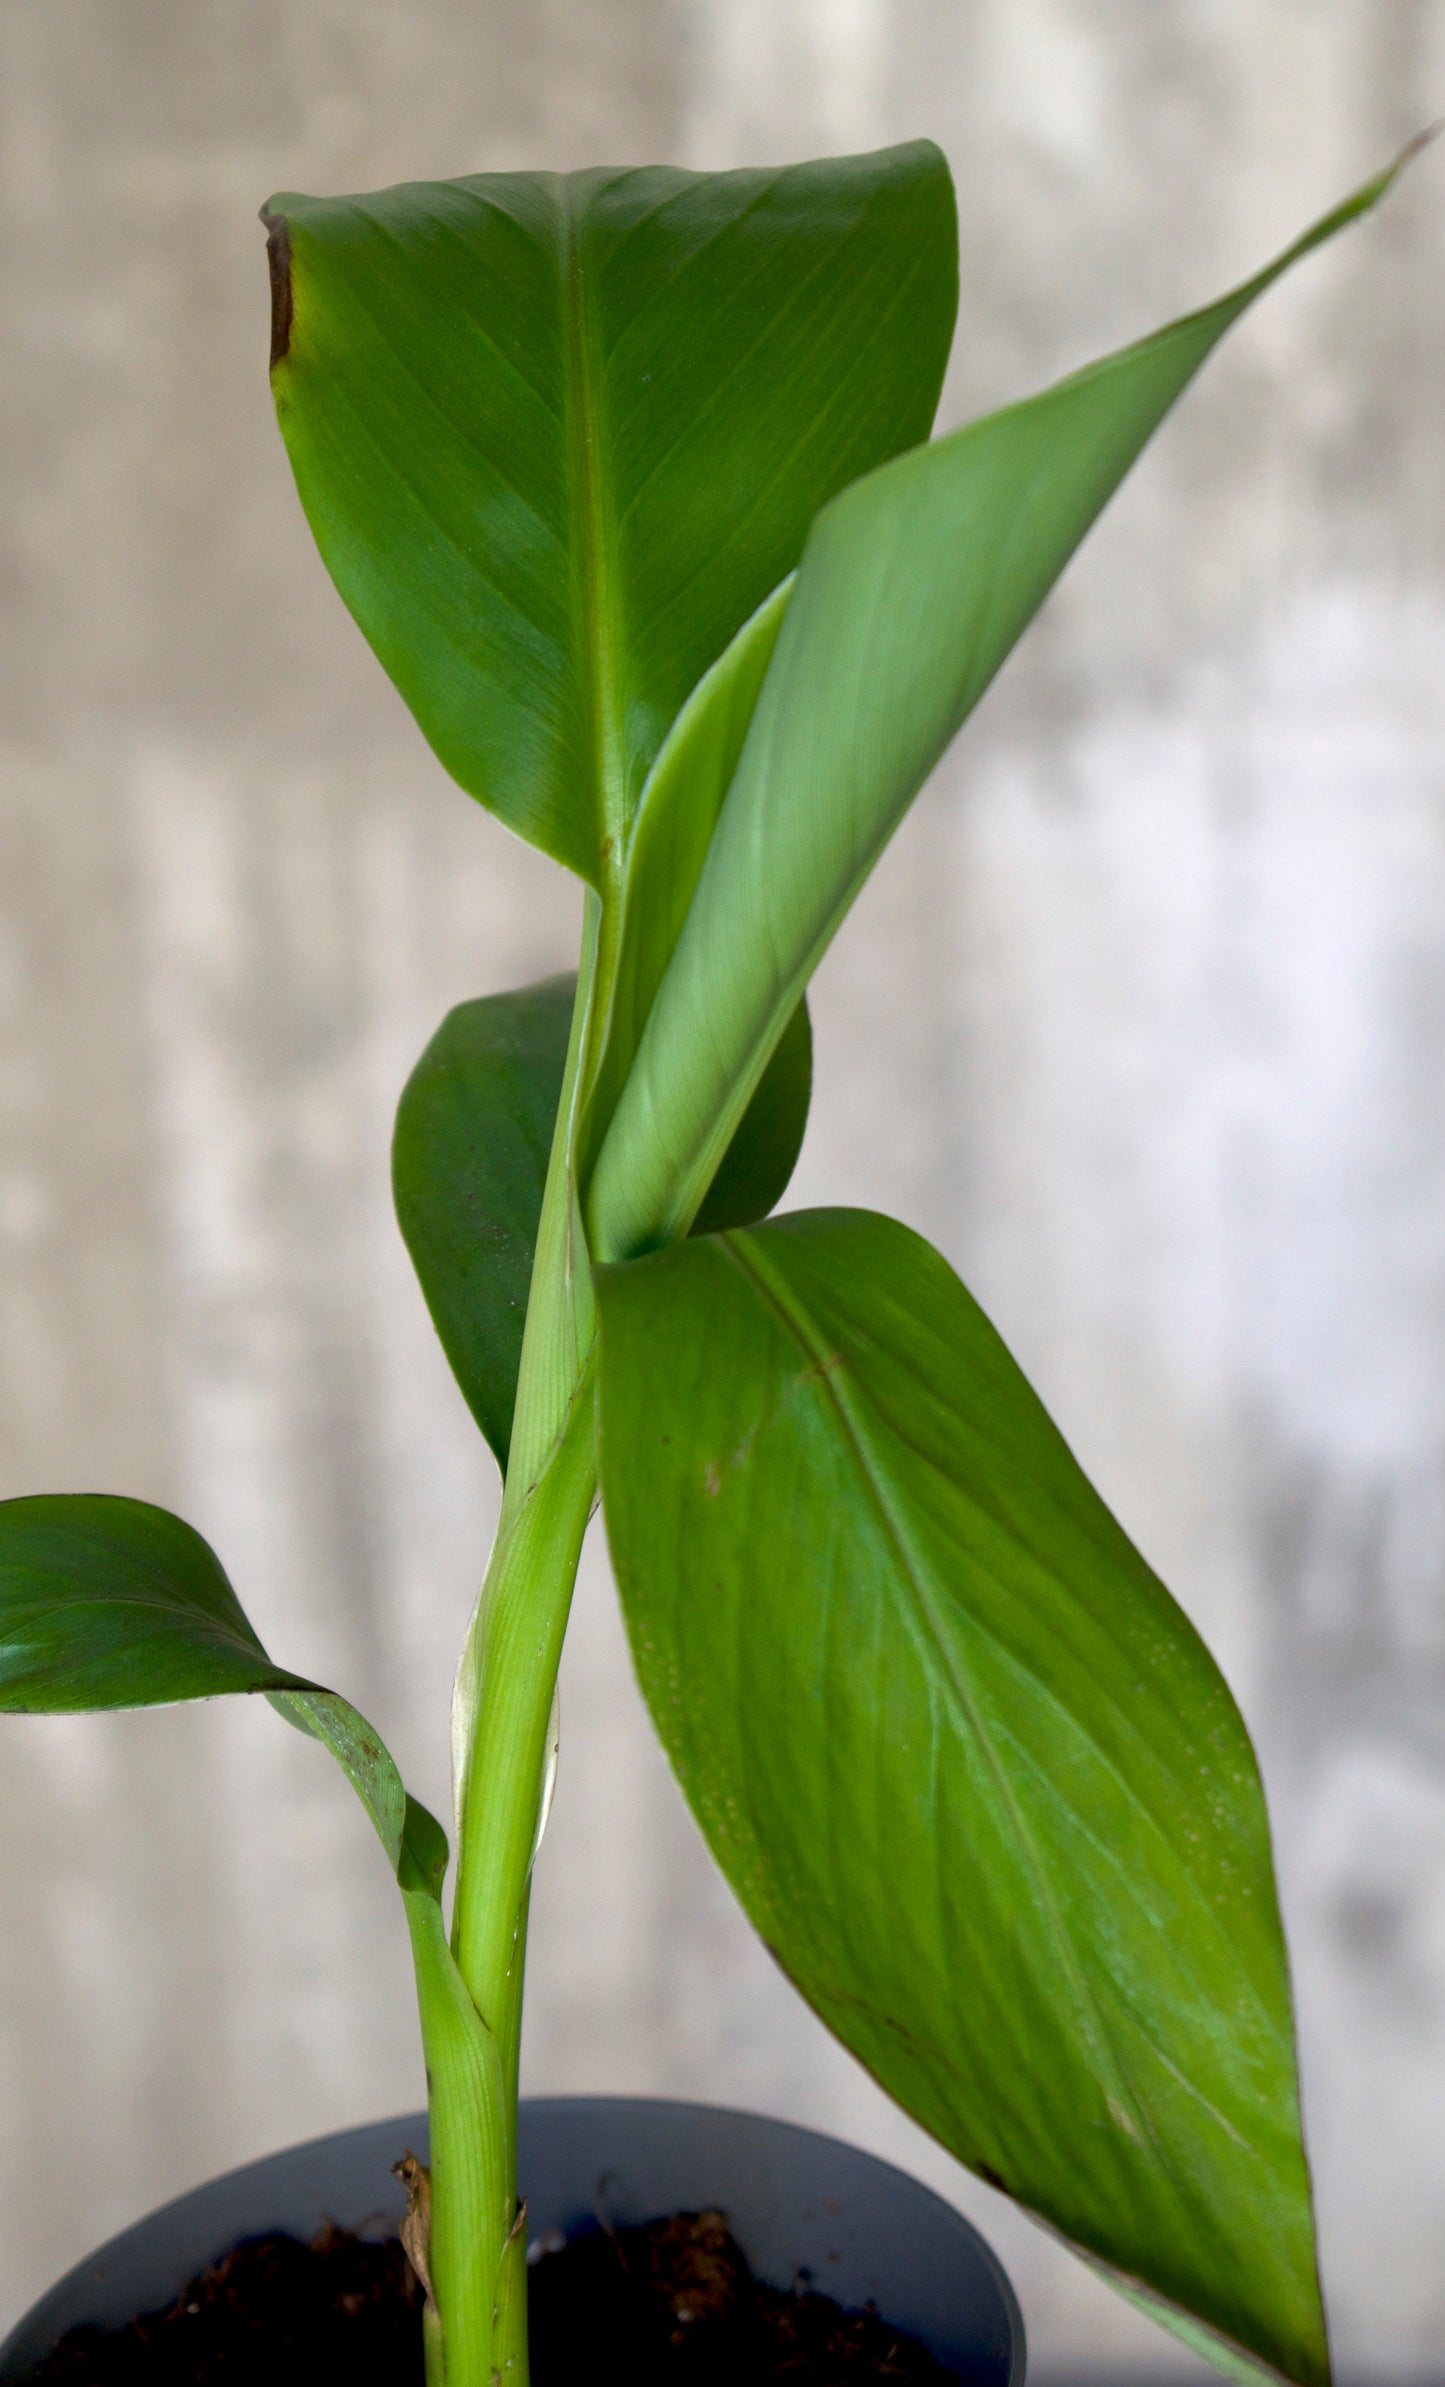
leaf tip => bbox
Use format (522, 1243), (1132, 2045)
(1354, 122), (1443, 223)
(259, 203), (294, 370)
(1399, 118), (1445, 169)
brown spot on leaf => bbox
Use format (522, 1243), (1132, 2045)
(703, 1461), (722, 1497)
(260, 206), (294, 369)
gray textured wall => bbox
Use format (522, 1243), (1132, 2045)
(2, 6), (1442, 2377)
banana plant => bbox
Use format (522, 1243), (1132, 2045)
(1, 134), (1428, 2387)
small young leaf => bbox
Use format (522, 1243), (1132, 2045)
(595, 1211), (1327, 2387)
(0, 1494), (446, 1895)
(394, 977), (576, 1471)
(396, 973), (810, 1465)
(264, 145), (957, 883)
(588, 152), (1416, 1259)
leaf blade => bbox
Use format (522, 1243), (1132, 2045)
(0, 1495), (302, 1711)
(0, 1493), (447, 1893)
(595, 1210), (1327, 2387)
(265, 146), (958, 882)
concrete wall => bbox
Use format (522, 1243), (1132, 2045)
(1, 6), (1442, 2376)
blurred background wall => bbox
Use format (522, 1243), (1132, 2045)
(1, 5), (1442, 2377)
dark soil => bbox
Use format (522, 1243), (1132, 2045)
(26, 2206), (963, 2383)
(529, 2207), (962, 2382)
(25, 2225), (421, 2384)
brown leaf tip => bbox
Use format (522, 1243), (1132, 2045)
(260, 205), (294, 369)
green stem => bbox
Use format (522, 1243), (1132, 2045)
(422, 2301), (446, 2387)
(451, 1383), (597, 2072)
(404, 1886), (508, 2387)
(429, 893), (619, 2387)
(412, 1400), (596, 2387)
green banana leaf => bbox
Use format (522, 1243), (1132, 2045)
(0, 1493), (444, 1898)
(587, 151), (1415, 1259)
(0, 1488), (504, 2364)
(264, 145), (957, 884)
(595, 1212), (1326, 2387)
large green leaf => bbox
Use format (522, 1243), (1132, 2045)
(264, 145), (957, 884)
(0, 1493), (444, 1897)
(394, 972), (810, 1469)
(595, 1211), (1326, 2387)
(587, 153), (1415, 1258)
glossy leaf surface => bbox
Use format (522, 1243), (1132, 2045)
(595, 1211), (1326, 2387)
(589, 155), (1411, 1258)
(0, 1493), (444, 1895)
(0, 1494), (306, 1712)
(265, 145), (957, 882)
(395, 975), (810, 1467)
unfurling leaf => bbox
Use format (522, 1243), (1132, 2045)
(583, 578), (793, 1163)
(588, 152), (1416, 1261)
(595, 1211), (1327, 2387)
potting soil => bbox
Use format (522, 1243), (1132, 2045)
(25, 2205), (963, 2382)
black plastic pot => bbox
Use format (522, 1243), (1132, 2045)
(0, 2095), (1025, 2381)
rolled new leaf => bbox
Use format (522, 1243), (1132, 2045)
(587, 149), (1418, 1259)
(595, 1212), (1327, 2387)
(583, 578), (794, 1160)
(264, 144), (957, 884)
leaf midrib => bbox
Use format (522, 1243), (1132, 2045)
(559, 181), (626, 888)
(717, 1226), (1164, 2174)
